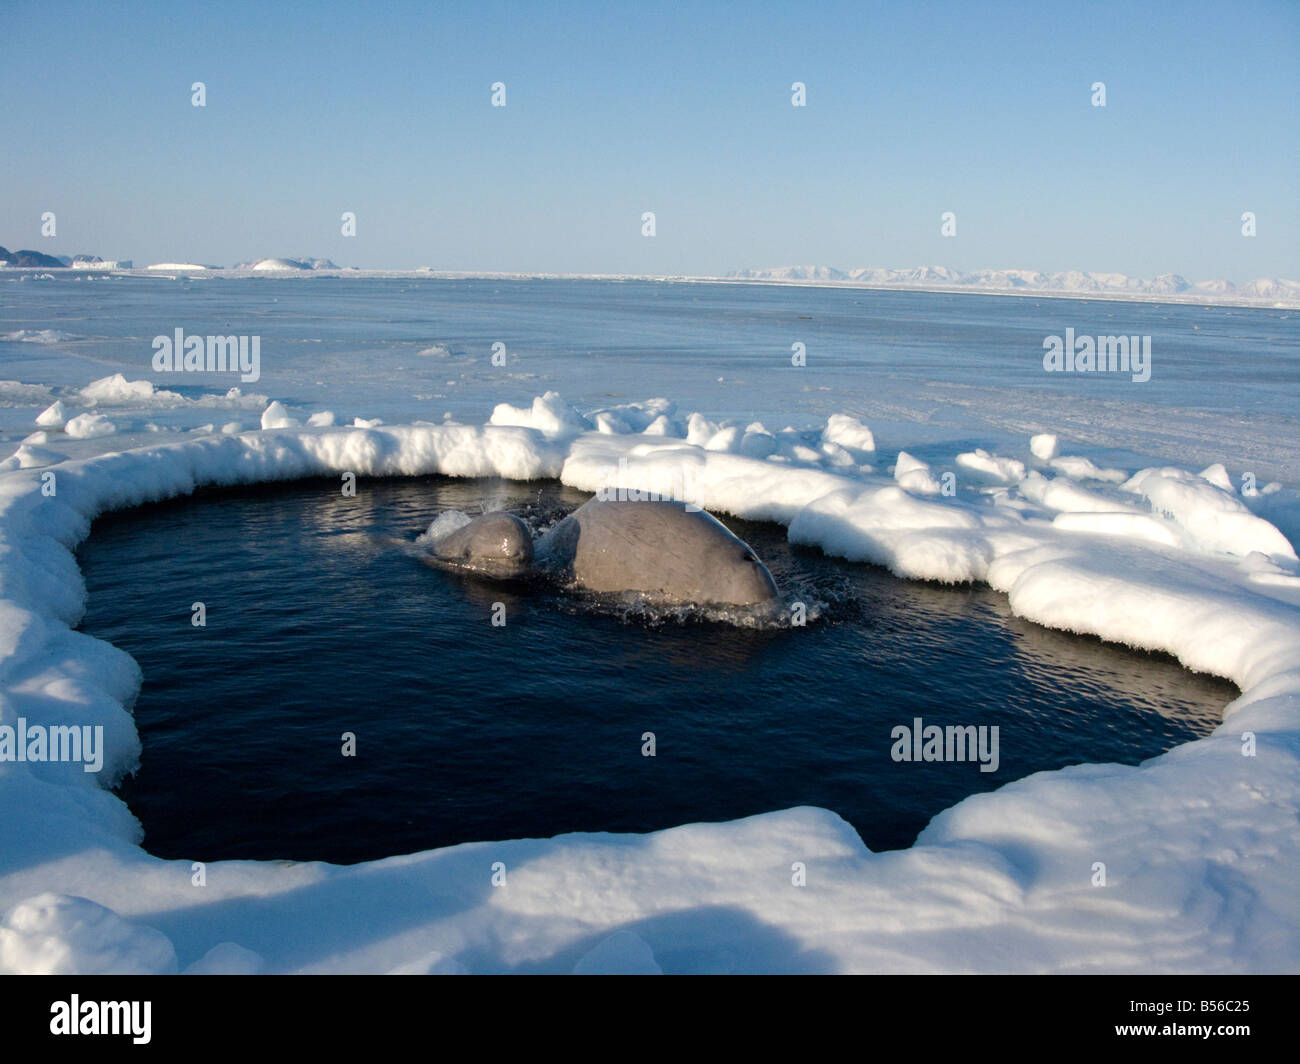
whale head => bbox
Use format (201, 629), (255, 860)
(429, 511), (534, 578)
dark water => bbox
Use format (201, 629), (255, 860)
(75, 476), (1236, 864)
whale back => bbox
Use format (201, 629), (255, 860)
(537, 498), (779, 606)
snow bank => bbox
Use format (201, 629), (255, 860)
(1, 391), (1298, 974)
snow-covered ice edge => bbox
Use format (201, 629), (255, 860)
(1, 392), (1298, 974)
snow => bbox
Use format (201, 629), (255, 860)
(893, 451), (943, 495)
(956, 448), (1026, 485)
(728, 266), (1300, 308)
(490, 391), (592, 437)
(0, 442), (68, 471)
(1124, 467), (1298, 560)
(0, 894), (177, 975)
(63, 413), (117, 439)
(821, 414), (876, 459)
(1049, 455), (1128, 483)
(35, 400), (68, 429)
(3, 329), (71, 344)
(572, 930), (663, 974)
(183, 941), (264, 975)
(1, 386), (1298, 974)
(251, 258), (309, 271)
(260, 401), (300, 430)
(1030, 433), (1059, 461)
(81, 374), (180, 405)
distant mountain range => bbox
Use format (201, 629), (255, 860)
(0, 247), (339, 272)
(727, 265), (1300, 301)
(5, 242), (1295, 304)
(0, 245), (68, 268)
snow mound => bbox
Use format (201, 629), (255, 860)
(821, 414), (876, 457)
(260, 401), (301, 430)
(1050, 455), (1128, 483)
(63, 413), (117, 439)
(0, 894), (177, 975)
(572, 931), (662, 974)
(183, 942), (264, 975)
(80, 374), (182, 405)
(1029, 433), (1059, 461)
(956, 448), (1026, 485)
(0, 442), (69, 470)
(893, 451), (942, 495)
(1125, 467), (1298, 561)
(490, 391), (591, 437)
(35, 400), (68, 428)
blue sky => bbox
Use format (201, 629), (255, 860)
(2, 0), (1296, 277)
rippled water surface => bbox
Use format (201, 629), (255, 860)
(76, 476), (1236, 864)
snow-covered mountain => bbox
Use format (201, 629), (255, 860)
(729, 264), (847, 281)
(727, 265), (1300, 304)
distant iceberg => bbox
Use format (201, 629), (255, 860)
(235, 257), (339, 272)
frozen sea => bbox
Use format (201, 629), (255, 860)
(4, 273), (1299, 483)
(1, 273), (1298, 974)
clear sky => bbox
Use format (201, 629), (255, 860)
(2, 0), (1296, 278)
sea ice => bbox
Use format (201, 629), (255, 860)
(0, 388), (1297, 974)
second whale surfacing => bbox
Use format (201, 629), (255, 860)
(424, 497), (779, 607)
(428, 511), (534, 579)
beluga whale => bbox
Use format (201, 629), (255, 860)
(428, 511), (534, 579)
(422, 497), (779, 607)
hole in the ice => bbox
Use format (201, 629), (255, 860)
(75, 475), (1237, 865)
